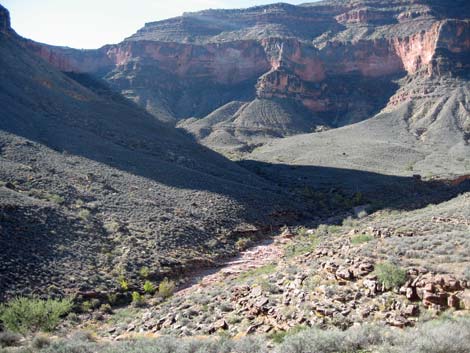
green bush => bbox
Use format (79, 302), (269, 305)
(0, 297), (73, 334)
(131, 291), (143, 305)
(374, 262), (407, 290)
(119, 277), (129, 291)
(158, 278), (176, 299)
(143, 281), (155, 294)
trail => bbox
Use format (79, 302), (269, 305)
(177, 237), (286, 296)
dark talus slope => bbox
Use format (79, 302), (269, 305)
(24, 0), (470, 153)
(0, 5), (301, 300)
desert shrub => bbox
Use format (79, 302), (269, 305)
(0, 297), (73, 334)
(139, 266), (150, 279)
(4, 332), (272, 353)
(278, 324), (390, 353)
(107, 293), (118, 305)
(0, 331), (21, 347)
(118, 276), (129, 291)
(143, 281), (156, 294)
(233, 336), (268, 353)
(104, 220), (120, 234)
(77, 209), (91, 220)
(93, 335), (267, 353)
(99, 304), (112, 314)
(284, 233), (319, 258)
(158, 278), (176, 299)
(131, 292), (144, 306)
(269, 325), (308, 344)
(374, 262), (407, 290)
(47, 194), (65, 204)
(279, 327), (348, 353)
(351, 234), (373, 245)
(32, 334), (51, 349)
(80, 301), (92, 313)
(41, 331), (95, 353)
(33, 318), (470, 353)
(235, 237), (253, 252)
(380, 317), (470, 353)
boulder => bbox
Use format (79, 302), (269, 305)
(447, 294), (460, 309)
(209, 319), (228, 333)
(423, 291), (448, 307)
(387, 315), (410, 328)
(458, 290), (470, 310)
(336, 266), (353, 280)
(403, 304), (419, 317)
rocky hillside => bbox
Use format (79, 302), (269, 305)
(56, 183), (470, 341)
(22, 0), (470, 154)
(0, 4), (305, 301)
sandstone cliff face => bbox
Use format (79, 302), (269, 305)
(107, 40), (270, 85)
(21, 0), (470, 150)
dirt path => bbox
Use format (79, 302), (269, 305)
(177, 238), (285, 296)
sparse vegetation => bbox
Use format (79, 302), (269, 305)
(158, 278), (176, 299)
(374, 262), (407, 290)
(284, 233), (319, 257)
(0, 297), (72, 334)
(14, 317), (470, 353)
(269, 325), (308, 344)
(77, 209), (91, 220)
(32, 334), (51, 349)
(131, 291), (144, 306)
(139, 266), (150, 279)
(351, 234), (373, 245)
(104, 220), (121, 234)
(0, 331), (21, 348)
(46, 193), (65, 204)
(236, 264), (277, 283)
(236, 237), (253, 252)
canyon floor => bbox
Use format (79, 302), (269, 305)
(3, 181), (469, 352)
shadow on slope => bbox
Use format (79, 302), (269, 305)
(0, 188), (110, 302)
(239, 160), (470, 215)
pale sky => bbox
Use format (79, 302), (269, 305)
(2, 0), (309, 49)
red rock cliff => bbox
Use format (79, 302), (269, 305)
(21, 0), (470, 123)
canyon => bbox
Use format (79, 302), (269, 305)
(1, 1), (470, 352)
(20, 0), (470, 154)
